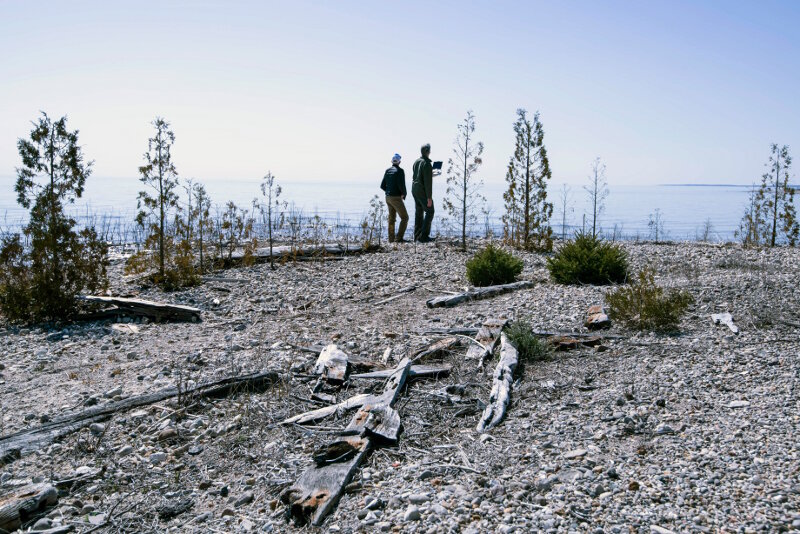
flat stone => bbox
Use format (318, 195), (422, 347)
(727, 400), (750, 408)
(563, 449), (587, 459)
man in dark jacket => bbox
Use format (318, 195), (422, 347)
(412, 143), (434, 242)
(380, 153), (408, 243)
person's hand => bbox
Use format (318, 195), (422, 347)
(427, 198), (432, 208)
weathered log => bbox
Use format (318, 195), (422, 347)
(282, 394), (371, 425)
(466, 318), (508, 365)
(0, 371), (280, 466)
(313, 345), (349, 384)
(476, 334), (518, 433)
(282, 359), (413, 526)
(711, 312), (739, 334)
(0, 483), (58, 532)
(426, 281), (534, 308)
(374, 285), (417, 306)
(350, 364), (450, 380)
(231, 243), (366, 262)
(423, 327), (480, 336)
(81, 295), (202, 323)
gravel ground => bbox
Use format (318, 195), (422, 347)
(0, 240), (798, 533)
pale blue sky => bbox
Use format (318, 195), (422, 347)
(1, 0), (799, 191)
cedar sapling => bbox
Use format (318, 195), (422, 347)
(0, 112), (108, 322)
(444, 110), (485, 251)
(136, 117), (179, 283)
(584, 157), (609, 239)
(192, 182), (213, 273)
(258, 172), (283, 270)
(502, 109), (553, 251)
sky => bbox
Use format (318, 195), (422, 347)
(2, 0), (800, 195)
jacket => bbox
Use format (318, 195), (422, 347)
(412, 156), (433, 199)
(380, 165), (407, 197)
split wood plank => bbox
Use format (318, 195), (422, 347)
(81, 295), (201, 323)
(282, 358), (413, 526)
(313, 345), (350, 384)
(476, 333), (519, 433)
(426, 281), (534, 308)
(0, 371), (280, 466)
(465, 318), (508, 365)
(0, 483), (58, 532)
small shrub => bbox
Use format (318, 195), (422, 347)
(606, 268), (693, 332)
(505, 321), (550, 362)
(466, 244), (523, 287)
(547, 232), (628, 285)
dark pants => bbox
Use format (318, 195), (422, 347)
(413, 191), (434, 241)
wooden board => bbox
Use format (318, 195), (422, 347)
(313, 345), (349, 384)
(81, 295), (202, 323)
(282, 359), (412, 526)
(426, 281), (534, 308)
(0, 371), (280, 466)
(476, 333), (518, 433)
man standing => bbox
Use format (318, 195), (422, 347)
(412, 143), (435, 242)
(380, 153), (408, 243)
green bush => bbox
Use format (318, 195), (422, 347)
(547, 232), (629, 285)
(466, 244), (523, 287)
(505, 320), (551, 362)
(606, 268), (693, 332)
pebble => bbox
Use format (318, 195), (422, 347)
(235, 491), (254, 507)
(404, 505), (421, 521)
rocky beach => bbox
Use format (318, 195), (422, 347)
(0, 240), (798, 533)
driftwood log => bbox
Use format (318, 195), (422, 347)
(477, 333), (519, 433)
(281, 358), (413, 526)
(81, 295), (202, 323)
(350, 364), (450, 380)
(0, 370), (280, 466)
(426, 281), (534, 308)
(466, 318), (508, 365)
(230, 243), (366, 263)
(282, 394), (372, 426)
(0, 483), (58, 532)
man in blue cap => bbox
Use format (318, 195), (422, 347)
(380, 153), (408, 243)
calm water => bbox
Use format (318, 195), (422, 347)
(0, 174), (755, 241)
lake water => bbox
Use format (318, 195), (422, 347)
(0, 174), (757, 241)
